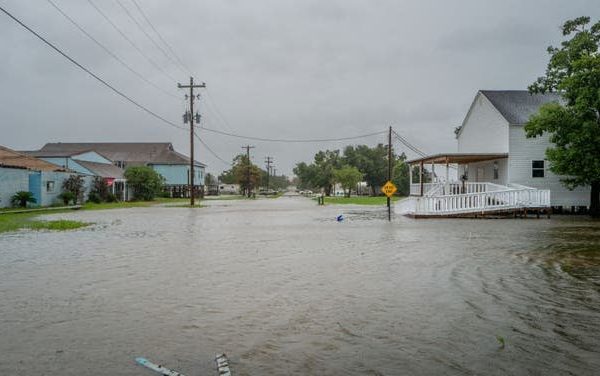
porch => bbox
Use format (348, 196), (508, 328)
(398, 153), (551, 217)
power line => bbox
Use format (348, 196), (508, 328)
(193, 132), (231, 166)
(85, 0), (177, 82)
(45, 0), (179, 100)
(198, 126), (387, 143)
(114, 0), (185, 75)
(0, 4), (186, 132)
(129, 0), (191, 74)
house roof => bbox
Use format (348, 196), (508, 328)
(37, 142), (206, 167)
(73, 159), (124, 179)
(21, 149), (97, 158)
(480, 90), (563, 125)
(406, 153), (508, 165)
(0, 145), (72, 172)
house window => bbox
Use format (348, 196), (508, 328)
(532, 160), (545, 178)
(46, 181), (55, 192)
(114, 161), (126, 169)
(493, 162), (499, 180)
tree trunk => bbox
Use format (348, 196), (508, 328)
(591, 180), (600, 218)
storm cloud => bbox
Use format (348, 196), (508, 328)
(1, 0), (598, 175)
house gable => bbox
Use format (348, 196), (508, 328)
(457, 92), (509, 153)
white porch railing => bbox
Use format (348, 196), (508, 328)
(410, 182), (509, 196)
(399, 184), (550, 216)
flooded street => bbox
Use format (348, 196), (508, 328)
(1, 196), (599, 375)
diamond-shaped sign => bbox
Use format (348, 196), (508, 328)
(381, 181), (397, 198)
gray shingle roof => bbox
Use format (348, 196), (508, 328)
(0, 145), (72, 172)
(480, 90), (564, 124)
(73, 159), (124, 179)
(37, 142), (206, 167)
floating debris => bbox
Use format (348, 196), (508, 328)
(336, 214), (344, 222)
(216, 353), (232, 376)
(135, 357), (186, 376)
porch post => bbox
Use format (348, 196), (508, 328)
(409, 162), (413, 195)
(431, 163), (435, 183)
(445, 157), (450, 195)
(420, 161), (424, 196)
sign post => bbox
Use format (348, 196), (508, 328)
(381, 180), (397, 221)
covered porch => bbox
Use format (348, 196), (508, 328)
(399, 153), (550, 217)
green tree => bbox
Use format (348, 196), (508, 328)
(124, 166), (165, 201)
(293, 150), (341, 195)
(205, 173), (218, 186)
(343, 144), (388, 196)
(392, 153), (410, 196)
(62, 175), (85, 204)
(526, 16), (600, 216)
(11, 191), (36, 208)
(89, 177), (111, 203)
(333, 166), (363, 197)
(220, 154), (262, 196)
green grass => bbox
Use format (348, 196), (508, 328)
(318, 196), (402, 205)
(0, 212), (90, 234)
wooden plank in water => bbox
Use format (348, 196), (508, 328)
(215, 353), (232, 376)
(135, 357), (186, 376)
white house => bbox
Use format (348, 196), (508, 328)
(398, 90), (589, 217)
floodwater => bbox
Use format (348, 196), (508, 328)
(1, 196), (599, 375)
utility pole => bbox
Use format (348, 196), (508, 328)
(178, 77), (205, 206)
(265, 156), (273, 191)
(242, 145), (255, 197)
(388, 126), (392, 221)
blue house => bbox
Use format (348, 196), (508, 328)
(23, 149), (128, 200)
(32, 143), (206, 197)
(0, 145), (85, 208)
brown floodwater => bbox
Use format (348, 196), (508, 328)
(0, 196), (599, 375)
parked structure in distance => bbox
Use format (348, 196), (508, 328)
(399, 90), (589, 217)
(29, 142), (206, 198)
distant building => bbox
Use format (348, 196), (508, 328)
(400, 90), (588, 217)
(22, 149), (127, 200)
(30, 143), (206, 197)
(219, 184), (240, 195)
(0, 145), (89, 208)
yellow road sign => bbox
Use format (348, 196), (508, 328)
(381, 181), (397, 198)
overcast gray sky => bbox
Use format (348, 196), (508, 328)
(1, 0), (598, 176)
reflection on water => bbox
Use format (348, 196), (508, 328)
(0, 197), (599, 375)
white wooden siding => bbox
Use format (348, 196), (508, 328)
(458, 93), (509, 153)
(508, 125), (589, 206)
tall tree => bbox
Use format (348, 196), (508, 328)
(221, 154), (262, 195)
(526, 16), (600, 217)
(343, 144), (388, 195)
(334, 166), (363, 197)
(392, 153), (410, 196)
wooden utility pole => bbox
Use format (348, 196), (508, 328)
(178, 77), (205, 206)
(387, 126), (392, 221)
(265, 156), (273, 191)
(242, 145), (255, 197)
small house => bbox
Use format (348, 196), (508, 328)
(399, 90), (589, 217)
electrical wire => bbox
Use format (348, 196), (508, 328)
(129, 0), (192, 75)
(114, 0), (185, 75)
(0, 5), (186, 132)
(85, 0), (177, 82)
(198, 127), (387, 143)
(45, 0), (179, 100)
(193, 132), (231, 166)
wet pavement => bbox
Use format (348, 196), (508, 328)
(1, 196), (599, 375)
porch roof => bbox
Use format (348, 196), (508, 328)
(406, 153), (508, 165)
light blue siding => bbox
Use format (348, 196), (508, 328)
(39, 157), (100, 176)
(28, 172), (42, 206)
(72, 151), (112, 164)
(151, 164), (205, 185)
(0, 167), (30, 208)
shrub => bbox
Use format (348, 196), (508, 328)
(87, 191), (102, 204)
(11, 191), (36, 208)
(124, 166), (165, 201)
(106, 193), (118, 203)
(62, 175), (85, 204)
(58, 191), (76, 205)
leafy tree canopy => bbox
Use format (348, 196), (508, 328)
(333, 165), (363, 197)
(124, 166), (165, 201)
(526, 16), (600, 216)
